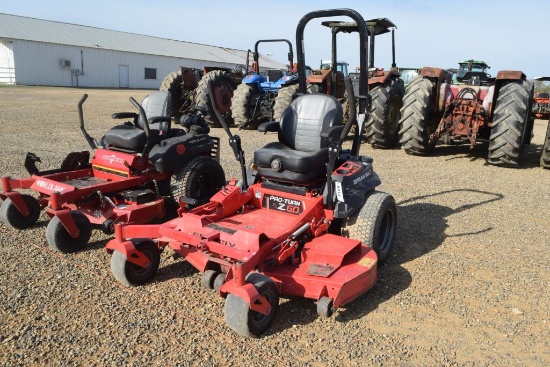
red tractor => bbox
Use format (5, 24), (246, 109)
(532, 76), (550, 119)
(105, 9), (398, 337)
(0, 91), (225, 253)
(398, 60), (534, 167)
(160, 66), (246, 127)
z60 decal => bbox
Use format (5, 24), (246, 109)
(262, 194), (303, 215)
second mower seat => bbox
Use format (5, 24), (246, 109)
(103, 91), (173, 152)
(254, 93), (343, 185)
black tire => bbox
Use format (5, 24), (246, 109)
(111, 240), (160, 286)
(364, 78), (405, 149)
(46, 211), (92, 253)
(398, 76), (437, 155)
(0, 194), (40, 229)
(341, 191), (397, 264)
(194, 70), (236, 127)
(213, 272), (226, 292)
(272, 84), (299, 122)
(224, 273), (279, 337)
(168, 156), (226, 210)
(316, 296), (334, 318)
(488, 80), (533, 167)
(230, 83), (260, 129)
(541, 121), (550, 169)
(201, 269), (219, 290)
(160, 70), (185, 120)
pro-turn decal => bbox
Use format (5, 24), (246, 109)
(262, 194), (303, 215)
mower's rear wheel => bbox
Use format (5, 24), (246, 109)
(316, 296), (334, 318)
(488, 80), (533, 167)
(168, 156), (226, 210)
(0, 194), (40, 229)
(46, 211), (92, 253)
(541, 121), (550, 169)
(398, 76), (437, 155)
(272, 84), (299, 122)
(364, 78), (405, 149)
(111, 240), (160, 286)
(231, 83), (260, 129)
(224, 273), (279, 337)
(341, 191), (397, 264)
(194, 70), (236, 127)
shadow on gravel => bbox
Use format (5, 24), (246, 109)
(154, 258), (199, 283)
(393, 188), (504, 265)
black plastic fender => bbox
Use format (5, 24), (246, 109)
(148, 134), (215, 173)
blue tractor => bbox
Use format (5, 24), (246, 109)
(230, 39), (298, 128)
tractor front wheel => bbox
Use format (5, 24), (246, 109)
(272, 84), (299, 122)
(46, 211), (92, 253)
(364, 78), (405, 149)
(488, 80), (533, 167)
(231, 83), (260, 129)
(194, 70), (236, 127)
(398, 76), (437, 155)
(341, 191), (397, 264)
(224, 273), (279, 337)
(111, 240), (160, 286)
(0, 194), (41, 229)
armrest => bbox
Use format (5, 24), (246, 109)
(258, 121), (279, 133)
(320, 125), (344, 142)
(148, 116), (171, 125)
(111, 112), (138, 119)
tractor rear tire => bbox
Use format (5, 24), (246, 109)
(231, 83), (260, 129)
(488, 80), (533, 167)
(168, 156), (225, 210)
(160, 70), (185, 121)
(0, 194), (40, 229)
(398, 76), (437, 155)
(272, 84), (299, 122)
(364, 78), (405, 149)
(46, 211), (92, 253)
(111, 240), (160, 286)
(540, 121), (550, 169)
(224, 272), (279, 337)
(194, 70), (236, 128)
(341, 191), (397, 264)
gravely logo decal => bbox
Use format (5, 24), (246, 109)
(102, 154), (125, 164)
(35, 180), (66, 192)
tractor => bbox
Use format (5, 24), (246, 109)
(398, 59), (534, 167)
(399, 67), (420, 89)
(160, 65), (246, 127)
(230, 39), (298, 129)
(532, 76), (550, 119)
(105, 8), (398, 337)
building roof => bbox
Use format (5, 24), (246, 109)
(0, 13), (286, 69)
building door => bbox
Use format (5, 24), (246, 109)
(0, 39), (15, 84)
(118, 65), (129, 88)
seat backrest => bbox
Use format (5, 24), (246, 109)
(268, 69), (284, 82)
(137, 91), (172, 133)
(278, 94), (343, 152)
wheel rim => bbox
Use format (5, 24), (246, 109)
(378, 207), (397, 255)
(214, 82), (233, 115)
(128, 247), (155, 278)
(250, 290), (275, 327)
(190, 171), (218, 200)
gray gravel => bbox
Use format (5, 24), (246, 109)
(0, 86), (548, 366)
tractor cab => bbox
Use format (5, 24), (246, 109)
(455, 60), (494, 85)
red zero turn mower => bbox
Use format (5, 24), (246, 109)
(0, 91), (225, 253)
(105, 9), (398, 337)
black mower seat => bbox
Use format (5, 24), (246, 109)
(103, 91), (172, 152)
(254, 93), (343, 184)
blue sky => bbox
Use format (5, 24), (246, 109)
(3, 0), (549, 78)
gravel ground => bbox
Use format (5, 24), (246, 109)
(0, 86), (548, 367)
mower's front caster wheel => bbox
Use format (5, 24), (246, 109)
(46, 211), (92, 253)
(213, 272), (226, 292)
(224, 273), (279, 337)
(0, 194), (41, 229)
(201, 270), (219, 290)
(317, 297), (334, 318)
(341, 191), (398, 264)
(111, 240), (160, 286)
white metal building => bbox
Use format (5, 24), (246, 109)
(0, 13), (286, 88)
